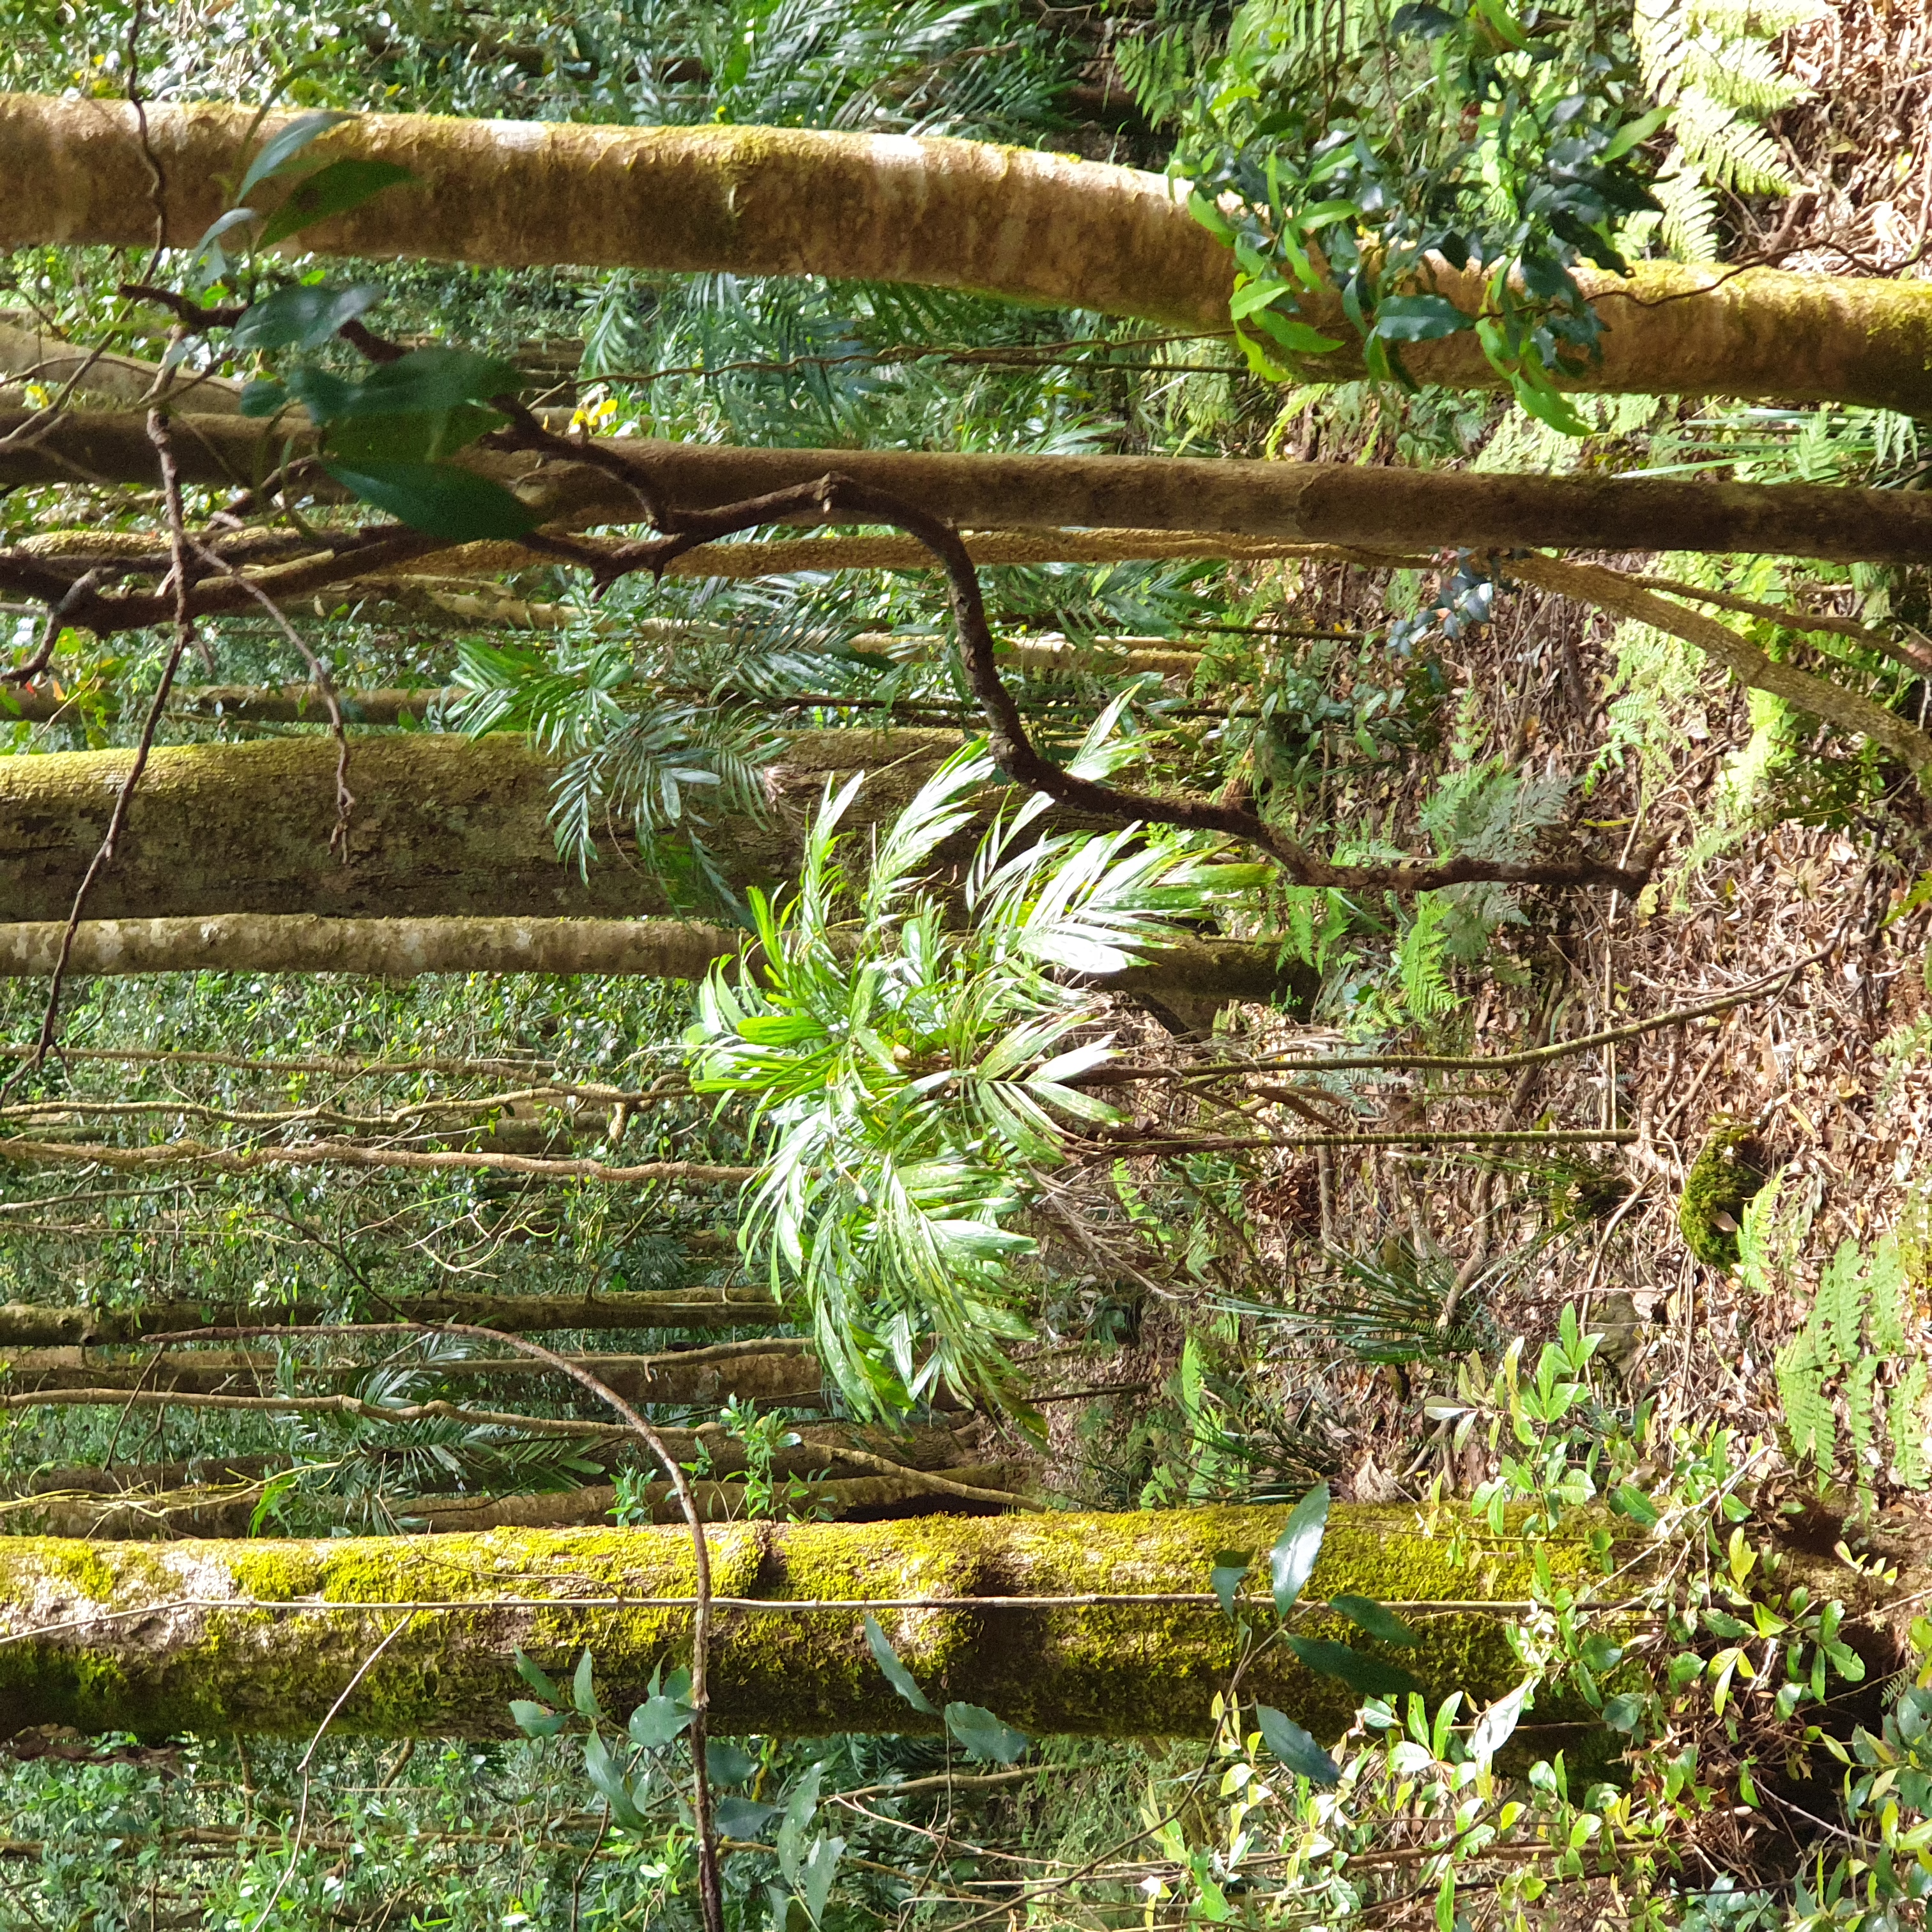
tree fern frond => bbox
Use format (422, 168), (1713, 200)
(1671, 88), (1798, 193)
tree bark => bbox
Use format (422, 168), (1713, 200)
(0, 1505), (1583, 1740)
(10, 410), (1932, 567)
(3, 96), (1931, 408)
(0, 1339), (820, 1404)
(0, 730), (943, 924)
(0, 1287), (780, 1347)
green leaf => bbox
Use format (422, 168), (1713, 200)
(1510, 367), (1591, 438)
(706, 1740), (760, 1786)
(231, 282), (385, 351)
(321, 461), (537, 540)
(514, 1649), (565, 1707)
(1269, 1483), (1330, 1617)
(329, 406), (505, 465)
(509, 1699), (569, 1738)
(1602, 1692), (1645, 1733)
(944, 1703), (1030, 1763)
(1469, 1677), (1535, 1763)
(570, 1648), (600, 1718)
(1254, 1705), (1340, 1786)
(293, 346), (523, 422)
(584, 1731), (648, 1831)
(1602, 104), (1671, 163)
(863, 1613), (938, 1715)
(1210, 1549), (1253, 1621)
(802, 1834), (845, 1926)
(1284, 1635), (1420, 1700)
(260, 158), (415, 245)
(1610, 1483), (1660, 1528)
(1252, 307), (1346, 356)
(238, 111), (356, 199)
(1329, 1593), (1418, 1646)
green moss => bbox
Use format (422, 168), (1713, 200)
(1680, 1116), (1769, 1267)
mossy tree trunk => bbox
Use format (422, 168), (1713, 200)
(0, 1506), (1586, 1741)
(0, 736), (1310, 1004)
(10, 410), (1932, 567)
(3, 94), (1929, 411)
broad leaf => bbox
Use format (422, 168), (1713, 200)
(716, 1795), (779, 1838)
(1269, 1483), (1330, 1617)
(509, 1698), (569, 1738)
(231, 282), (385, 352)
(944, 1702), (1029, 1764)
(1372, 293), (1471, 342)
(705, 1740), (760, 1786)
(261, 158), (415, 245)
(628, 1692), (694, 1749)
(321, 460), (537, 540)
(238, 110), (355, 199)
(1254, 1705), (1340, 1786)
(1469, 1677), (1535, 1765)
(1329, 1593), (1419, 1646)
(802, 1834), (845, 1926)
(864, 1613), (938, 1715)
(1284, 1635), (1420, 1701)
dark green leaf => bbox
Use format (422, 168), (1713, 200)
(1372, 295), (1471, 342)
(944, 1703), (1029, 1764)
(238, 379), (289, 418)
(1269, 1483), (1330, 1618)
(1602, 1692), (1646, 1733)
(864, 1613), (938, 1715)
(1284, 1635), (1421, 1700)
(628, 1693), (694, 1749)
(1210, 1549), (1253, 1621)
(716, 1795), (779, 1838)
(231, 282), (385, 352)
(260, 158), (415, 245)
(328, 406), (503, 465)
(584, 1732), (648, 1831)
(238, 111), (356, 199)
(1254, 1705), (1340, 1786)
(706, 1741), (760, 1786)
(321, 461), (537, 540)
(1329, 1594), (1419, 1646)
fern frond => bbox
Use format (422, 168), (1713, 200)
(1775, 1342), (1836, 1467)
(1655, 161), (1721, 262)
(1396, 894), (1458, 1021)
(1682, 40), (1808, 116)
(1867, 1236), (1908, 1356)
(1671, 88), (1799, 194)
(1846, 1351), (1881, 1476)
(1891, 1359), (1929, 1488)
(1818, 1238), (1869, 1367)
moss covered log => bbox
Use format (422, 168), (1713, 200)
(0, 1506), (1586, 1741)
(3, 95), (1931, 410)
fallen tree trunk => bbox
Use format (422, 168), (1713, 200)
(0, 1338), (821, 1404)
(0, 1506), (1584, 1739)
(4, 95), (1931, 410)
(0, 1285), (780, 1347)
(0, 913), (1314, 1008)
(10, 411), (1932, 567)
